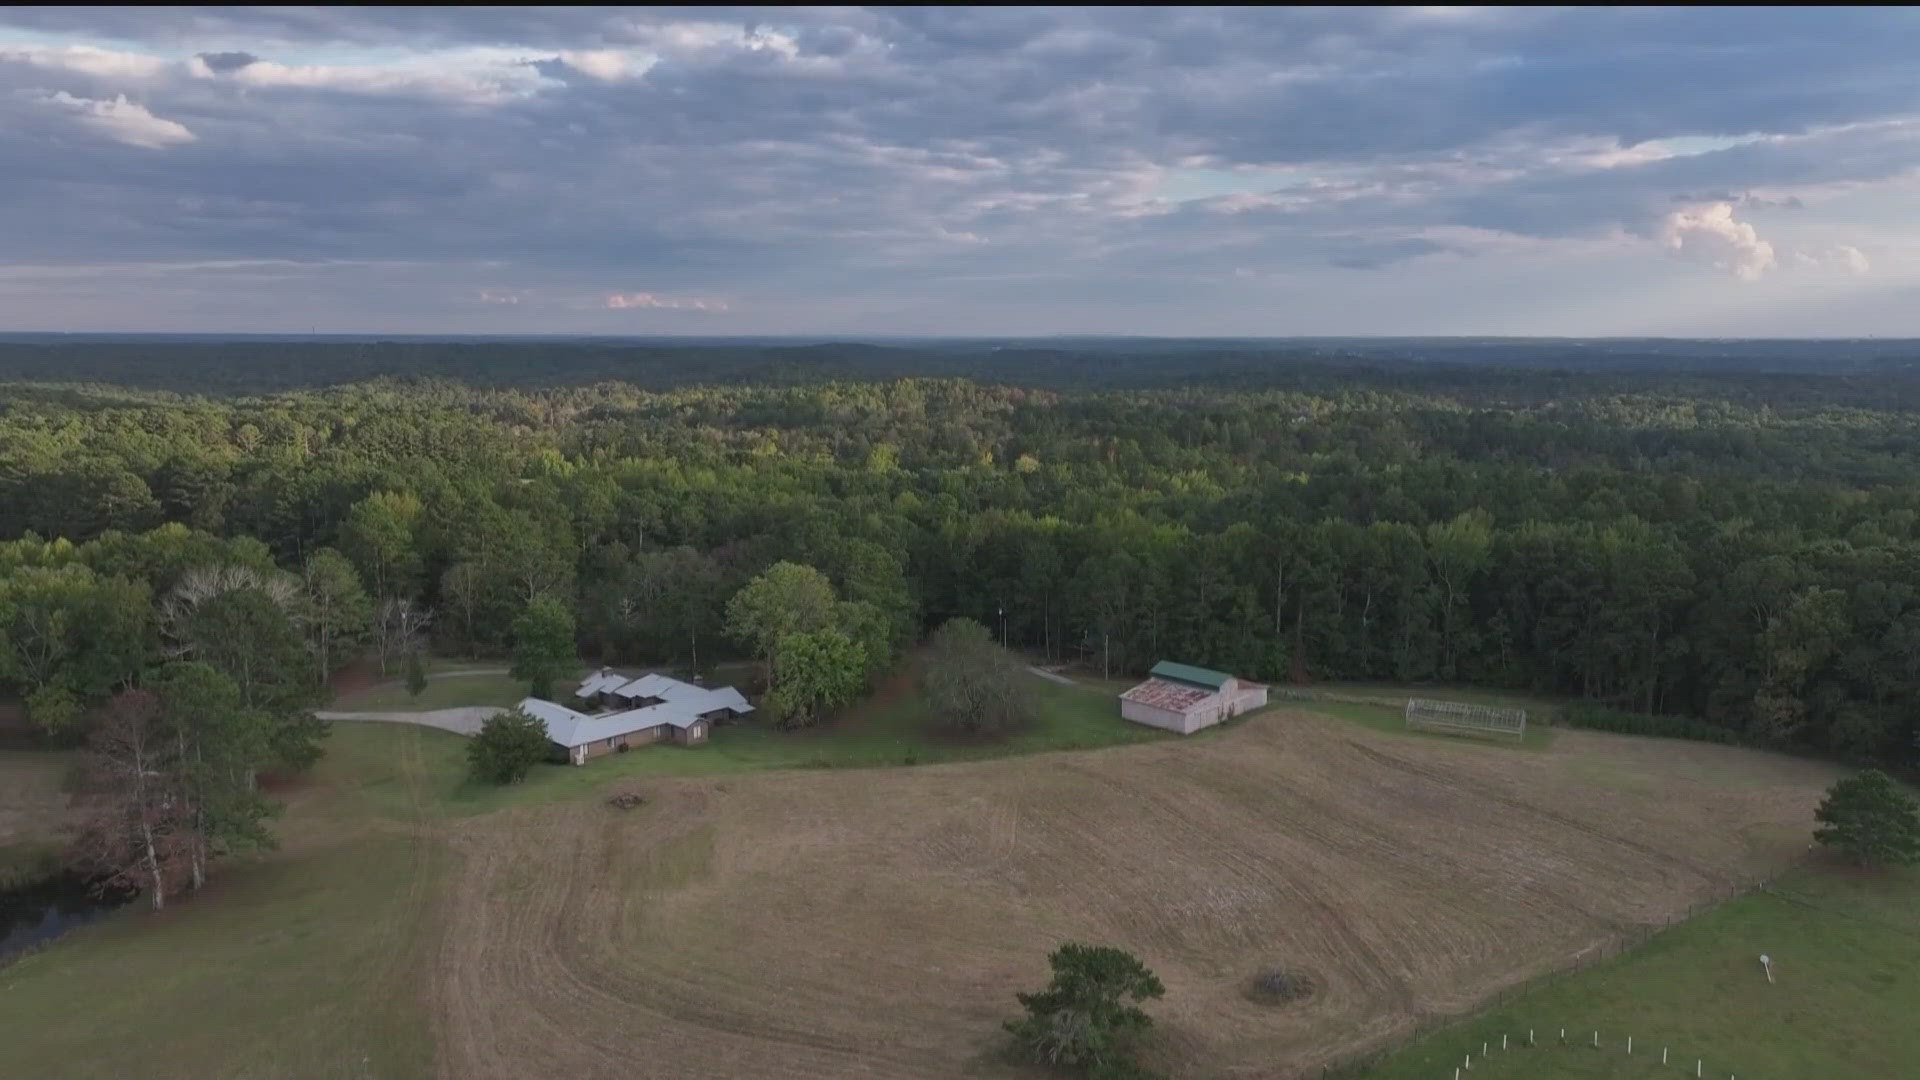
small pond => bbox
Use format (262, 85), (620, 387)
(0, 871), (136, 966)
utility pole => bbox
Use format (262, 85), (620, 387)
(998, 603), (1006, 648)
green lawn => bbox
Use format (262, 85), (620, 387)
(1300, 699), (1557, 751)
(0, 723), (449, 1079)
(416, 669), (1174, 814)
(1353, 863), (1920, 1080)
(329, 658), (605, 712)
(333, 672), (530, 712)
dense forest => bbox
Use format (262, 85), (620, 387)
(4, 351), (1920, 773)
(4, 336), (1920, 396)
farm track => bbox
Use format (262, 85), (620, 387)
(427, 712), (1842, 1080)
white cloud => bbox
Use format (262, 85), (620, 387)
(1793, 244), (1871, 275)
(187, 48), (554, 104)
(0, 43), (170, 80)
(604, 292), (728, 311)
(555, 49), (652, 82)
(1661, 202), (1776, 280)
(31, 90), (195, 148)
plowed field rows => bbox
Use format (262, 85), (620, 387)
(431, 712), (1839, 1079)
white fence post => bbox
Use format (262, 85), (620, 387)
(1627, 1036), (1632, 1055)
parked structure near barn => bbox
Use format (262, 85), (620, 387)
(1119, 661), (1268, 734)
(517, 669), (755, 765)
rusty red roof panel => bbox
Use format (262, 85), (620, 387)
(1121, 678), (1214, 712)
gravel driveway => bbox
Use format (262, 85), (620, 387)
(315, 706), (504, 737)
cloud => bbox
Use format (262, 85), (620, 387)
(604, 292), (730, 312)
(29, 90), (195, 148)
(0, 8), (1916, 332)
(1661, 202), (1776, 280)
(475, 288), (525, 305)
(185, 48), (556, 103)
(1793, 245), (1871, 275)
(0, 43), (170, 79)
(194, 51), (259, 74)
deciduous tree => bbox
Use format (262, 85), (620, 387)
(1814, 769), (1920, 867)
(511, 594), (576, 700)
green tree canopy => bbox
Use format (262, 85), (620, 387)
(725, 561), (838, 673)
(763, 628), (866, 729)
(510, 594), (576, 700)
(1006, 943), (1167, 1080)
(1814, 769), (1920, 867)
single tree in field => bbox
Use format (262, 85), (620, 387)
(1007, 943), (1167, 1080)
(923, 616), (1033, 736)
(468, 706), (551, 784)
(510, 594), (576, 700)
(1814, 769), (1920, 867)
(405, 649), (429, 700)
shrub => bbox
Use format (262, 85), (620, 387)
(467, 706), (551, 784)
(1558, 702), (1744, 744)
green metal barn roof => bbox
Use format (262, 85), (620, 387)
(1149, 661), (1233, 690)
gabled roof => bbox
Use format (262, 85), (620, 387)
(1149, 660), (1233, 690)
(611, 672), (754, 716)
(1121, 678), (1215, 712)
(518, 696), (709, 748)
(576, 669), (630, 699)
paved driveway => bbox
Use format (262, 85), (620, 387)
(315, 706), (504, 737)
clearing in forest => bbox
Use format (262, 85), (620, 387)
(433, 710), (1839, 1079)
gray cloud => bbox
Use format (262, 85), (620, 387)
(0, 6), (1916, 332)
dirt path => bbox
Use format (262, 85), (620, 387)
(1025, 665), (1076, 686)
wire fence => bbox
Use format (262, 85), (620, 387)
(1309, 859), (1805, 1079)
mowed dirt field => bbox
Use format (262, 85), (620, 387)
(432, 711), (1842, 1080)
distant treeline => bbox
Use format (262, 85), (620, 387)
(4, 368), (1920, 770)
(2, 338), (1919, 401)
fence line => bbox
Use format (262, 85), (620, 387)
(1312, 857), (1803, 1078)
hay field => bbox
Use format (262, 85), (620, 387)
(432, 711), (1840, 1080)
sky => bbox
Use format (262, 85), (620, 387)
(1, 6), (1917, 337)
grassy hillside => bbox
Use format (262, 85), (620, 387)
(0, 725), (447, 1079)
(1354, 864), (1920, 1080)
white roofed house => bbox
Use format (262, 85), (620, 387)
(539, 669), (754, 765)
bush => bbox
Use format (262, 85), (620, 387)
(467, 706), (552, 784)
(1558, 702), (1744, 745)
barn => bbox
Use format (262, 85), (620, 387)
(1119, 661), (1268, 735)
